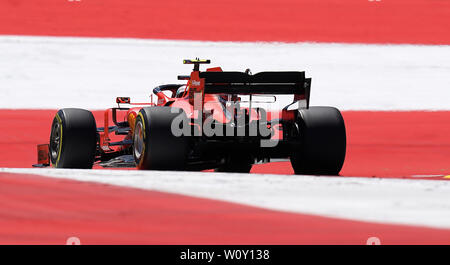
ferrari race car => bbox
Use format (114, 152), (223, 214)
(35, 59), (346, 175)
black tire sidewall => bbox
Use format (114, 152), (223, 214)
(50, 108), (97, 169)
(291, 106), (346, 175)
(134, 107), (188, 170)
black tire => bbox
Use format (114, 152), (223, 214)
(215, 154), (253, 173)
(290, 106), (346, 175)
(133, 107), (188, 170)
(49, 108), (97, 169)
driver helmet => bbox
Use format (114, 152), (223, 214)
(176, 85), (187, 98)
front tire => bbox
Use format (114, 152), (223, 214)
(49, 108), (97, 168)
(290, 106), (346, 175)
(133, 107), (188, 170)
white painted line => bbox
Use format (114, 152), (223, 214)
(0, 35), (449, 110)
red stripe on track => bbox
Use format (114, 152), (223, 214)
(0, 0), (449, 44)
(0, 110), (449, 178)
(1, 171), (450, 244)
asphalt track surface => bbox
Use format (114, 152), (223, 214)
(0, 0), (449, 244)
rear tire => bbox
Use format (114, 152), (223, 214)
(290, 106), (346, 175)
(49, 108), (97, 169)
(133, 107), (188, 170)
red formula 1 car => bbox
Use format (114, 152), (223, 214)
(35, 59), (346, 174)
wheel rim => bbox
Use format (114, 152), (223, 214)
(133, 120), (144, 160)
(50, 120), (61, 162)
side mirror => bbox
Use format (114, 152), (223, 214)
(116, 97), (131, 104)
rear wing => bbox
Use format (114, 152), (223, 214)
(182, 59), (311, 109)
(199, 71), (311, 108)
(199, 71), (310, 95)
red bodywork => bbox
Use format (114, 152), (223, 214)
(98, 65), (300, 155)
(36, 60), (310, 168)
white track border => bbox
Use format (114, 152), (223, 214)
(2, 167), (450, 229)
